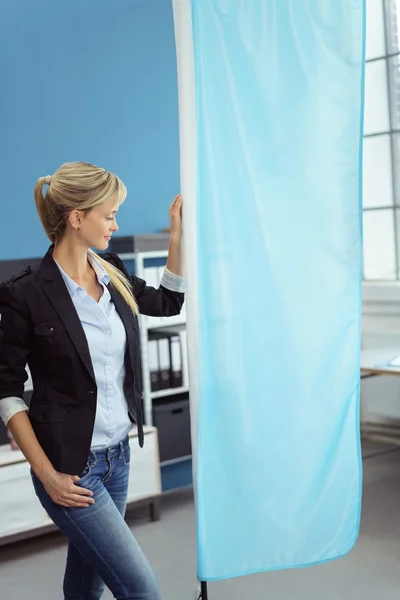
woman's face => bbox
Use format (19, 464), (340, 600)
(72, 196), (120, 251)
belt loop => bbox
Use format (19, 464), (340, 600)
(119, 440), (124, 459)
(90, 449), (97, 467)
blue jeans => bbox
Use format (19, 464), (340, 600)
(31, 436), (161, 600)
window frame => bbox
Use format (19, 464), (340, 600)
(363, 0), (400, 283)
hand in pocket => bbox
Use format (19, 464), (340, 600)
(40, 469), (95, 508)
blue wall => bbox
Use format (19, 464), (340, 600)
(0, 0), (179, 260)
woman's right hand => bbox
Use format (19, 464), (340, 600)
(40, 469), (95, 508)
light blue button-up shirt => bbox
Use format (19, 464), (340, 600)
(54, 255), (132, 449)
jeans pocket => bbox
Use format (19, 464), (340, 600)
(76, 462), (92, 483)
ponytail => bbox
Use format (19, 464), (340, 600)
(34, 177), (55, 243)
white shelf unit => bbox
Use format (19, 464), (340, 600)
(119, 250), (189, 428)
(151, 386), (189, 400)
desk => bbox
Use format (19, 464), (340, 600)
(361, 347), (400, 377)
(360, 346), (400, 449)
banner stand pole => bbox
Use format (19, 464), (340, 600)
(197, 581), (208, 600)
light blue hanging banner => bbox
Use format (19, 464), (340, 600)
(173, 0), (365, 582)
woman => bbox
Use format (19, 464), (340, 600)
(0, 162), (185, 600)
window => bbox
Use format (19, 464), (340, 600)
(363, 0), (400, 280)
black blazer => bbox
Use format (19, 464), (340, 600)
(0, 246), (184, 475)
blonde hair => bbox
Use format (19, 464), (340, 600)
(34, 161), (138, 314)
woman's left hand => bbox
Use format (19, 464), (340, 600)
(169, 194), (183, 238)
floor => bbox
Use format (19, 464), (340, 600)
(0, 442), (399, 600)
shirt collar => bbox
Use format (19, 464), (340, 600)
(87, 253), (110, 286)
(53, 253), (110, 298)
